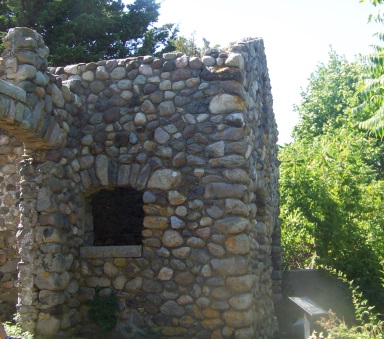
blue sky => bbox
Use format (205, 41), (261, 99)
(126, 0), (382, 144)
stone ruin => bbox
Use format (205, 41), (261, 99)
(0, 27), (281, 338)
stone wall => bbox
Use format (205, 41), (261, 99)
(0, 27), (281, 338)
(0, 130), (22, 321)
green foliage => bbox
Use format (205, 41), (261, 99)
(3, 322), (33, 339)
(309, 275), (384, 338)
(281, 51), (384, 312)
(354, 1), (384, 137)
(172, 33), (220, 57)
(0, 0), (178, 65)
(172, 34), (200, 56)
(293, 51), (365, 140)
(309, 310), (384, 338)
(88, 287), (119, 336)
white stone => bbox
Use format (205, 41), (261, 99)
(64, 64), (79, 74)
(148, 169), (182, 190)
(139, 64), (153, 76)
(82, 70), (95, 82)
(209, 94), (246, 114)
(120, 90), (133, 100)
(158, 267), (173, 280)
(176, 55), (189, 68)
(225, 53), (245, 69)
(134, 112), (146, 126)
(202, 56), (216, 66)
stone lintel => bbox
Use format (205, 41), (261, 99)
(80, 245), (142, 258)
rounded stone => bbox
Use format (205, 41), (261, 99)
(139, 64), (153, 76)
(225, 234), (251, 254)
(162, 230), (183, 247)
(223, 168), (249, 184)
(158, 267), (173, 280)
(113, 275), (128, 290)
(229, 293), (253, 310)
(96, 66), (109, 80)
(172, 247), (191, 259)
(174, 271), (195, 285)
(82, 70), (95, 82)
(158, 101), (176, 117)
(154, 127), (170, 144)
(103, 262), (119, 278)
(189, 56), (203, 69)
(125, 277), (143, 292)
(110, 67), (126, 79)
(223, 310), (253, 328)
(214, 217), (249, 234)
(202, 56), (216, 66)
(117, 79), (132, 89)
(186, 237), (205, 248)
(36, 315), (60, 336)
(142, 279), (163, 293)
(148, 169), (182, 190)
(209, 94), (246, 114)
(170, 216), (186, 230)
(207, 243), (226, 257)
(210, 257), (247, 276)
(226, 275), (256, 292)
(160, 300), (185, 316)
(134, 112), (146, 126)
(225, 53), (245, 69)
(176, 55), (189, 68)
(168, 191), (187, 205)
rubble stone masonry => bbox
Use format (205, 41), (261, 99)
(0, 27), (281, 338)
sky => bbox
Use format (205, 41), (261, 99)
(126, 0), (382, 144)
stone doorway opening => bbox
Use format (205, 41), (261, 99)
(90, 187), (144, 246)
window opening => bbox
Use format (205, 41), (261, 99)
(91, 187), (144, 246)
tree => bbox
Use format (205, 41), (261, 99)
(354, 0), (384, 137)
(293, 50), (364, 140)
(280, 51), (384, 311)
(0, 0), (178, 65)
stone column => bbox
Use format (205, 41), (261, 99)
(16, 154), (39, 333)
(0, 131), (23, 321)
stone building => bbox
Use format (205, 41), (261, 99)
(0, 27), (281, 338)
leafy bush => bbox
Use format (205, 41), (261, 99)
(88, 287), (119, 336)
(3, 322), (33, 339)
(280, 51), (384, 311)
(309, 273), (384, 338)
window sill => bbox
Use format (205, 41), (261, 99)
(80, 245), (142, 258)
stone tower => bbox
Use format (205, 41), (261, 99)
(0, 27), (281, 338)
